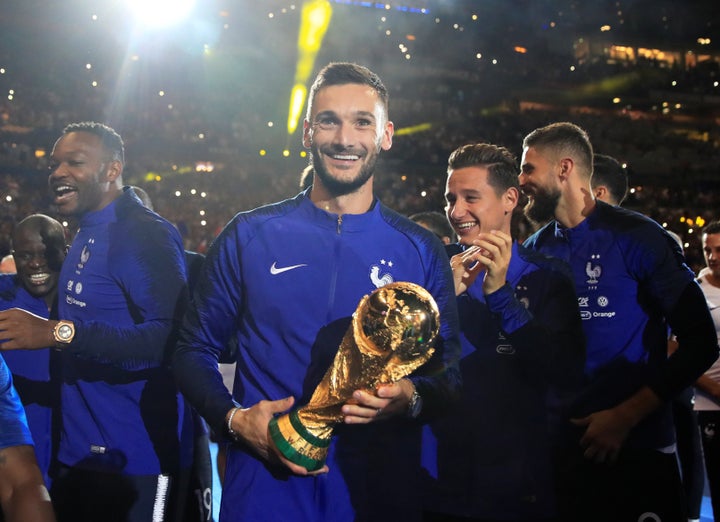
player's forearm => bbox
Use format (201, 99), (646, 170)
(173, 339), (234, 433)
(0, 446), (54, 522)
(4, 484), (55, 522)
(610, 386), (663, 430)
(62, 318), (178, 369)
(695, 374), (720, 400)
(657, 281), (719, 399)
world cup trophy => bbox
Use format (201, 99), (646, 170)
(268, 281), (440, 472)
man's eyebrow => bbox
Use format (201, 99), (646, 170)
(314, 110), (377, 120)
(355, 110), (377, 119)
(313, 110), (337, 119)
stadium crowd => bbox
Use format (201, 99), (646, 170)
(0, 2), (719, 520)
(1, 105), (718, 272)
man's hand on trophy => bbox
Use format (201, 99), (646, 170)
(341, 378), (414, 424)
(268, 439), (330, 477)
(228, 398), (329, 476)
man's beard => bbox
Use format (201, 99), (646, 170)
(310, 145), (378, 197)
(523, 185), (561, 226)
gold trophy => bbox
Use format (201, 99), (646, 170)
(268, 281), (440, 472)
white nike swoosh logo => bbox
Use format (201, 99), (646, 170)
(270, 262), (308, 275)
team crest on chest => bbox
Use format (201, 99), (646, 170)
(77, 239), (94, 271)
(585, 254), (602, 285)
(369, 259), (394, 288)
(515, 284), (530, 309)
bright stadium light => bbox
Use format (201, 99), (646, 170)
(126, 0), (196, 28)
(287, 0), (332, 134)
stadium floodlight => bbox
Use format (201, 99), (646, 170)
(126, 0), (196, 28)
(287, 0), (333, 134)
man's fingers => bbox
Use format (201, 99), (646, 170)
(267, 396), (295, 414)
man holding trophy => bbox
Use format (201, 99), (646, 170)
(173, 62), (461, 522)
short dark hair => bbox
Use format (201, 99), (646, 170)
(522, 122), (593, 178)
(63, 122), (124, 164)
(447, 142), (518, 196)
(12, 214), (66, 252)
(306, 63), (389, 120)
(702, 220), (720, 236)
(409, 211), (456, 243)
(592, 153), (628, 205)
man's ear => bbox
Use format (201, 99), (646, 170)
(380, 120), (394, 151)
(558, 157), (574, 180)
(105, 160), (123, 183)
(302, 120), (312, 149)
(504, 186), (519, 213)
(594, 186), (607, 201)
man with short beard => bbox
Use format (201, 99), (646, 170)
(519, 121), (718, 522)
(522, 175), (561, 227)
(0, 122), (192, 522)
(172, 62), (461, 522)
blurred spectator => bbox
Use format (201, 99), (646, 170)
(409, 210), (456, 245)
(591, 153), (628, 206)
(0, 254), (15, 273)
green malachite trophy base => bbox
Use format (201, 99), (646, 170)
(268, 410), (331, 472)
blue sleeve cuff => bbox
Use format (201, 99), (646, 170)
(485, 283), (533, 334)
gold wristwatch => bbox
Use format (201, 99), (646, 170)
(53, 320), (75, 346)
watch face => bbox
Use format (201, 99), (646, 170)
(408, 391), (422, 418)
(58, 324), (73, 340)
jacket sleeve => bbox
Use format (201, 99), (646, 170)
(172, 221), (242, 433)
(653, 280), (719, 400)
(0, 356), (33, 448)
(409, 236), (462, 420)
(621, 223), (719, 399)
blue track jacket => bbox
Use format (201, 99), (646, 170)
(57, 188), (191, 475)
(524, 200), (718, 450)
(174, 190), (461, 522)
(423, 242), (585, 519)
(0, 275), (57, 484)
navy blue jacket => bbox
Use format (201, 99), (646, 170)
(0, 275), (58, 484)
(524, 200), (718, 450)
(174, 190), (461, 522)
(423, 242), (584, 519)
(57, 188), (191, 475)
(0, 353), (33, 449)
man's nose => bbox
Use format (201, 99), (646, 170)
(330, 123), (355, 147)
(449, 202), (465, 219)
(32, 253), (48, 266)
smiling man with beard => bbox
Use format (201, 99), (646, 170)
(522, 177), (561, 229)
(0, 123), (192, 521)
(304, 81), (386, 198)
(0, 214), (66, 487)
(172, 62), (461, 522)
(519, 121), (718, 522)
